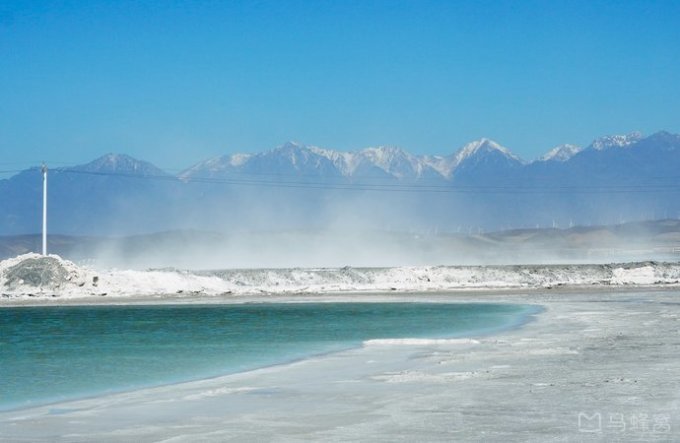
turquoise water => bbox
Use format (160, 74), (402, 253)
(0, 302), (536, 411)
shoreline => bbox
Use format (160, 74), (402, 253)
(2, 283), (679, 307)
(0, 301), (540, 414)
(3, 288), (680, 441)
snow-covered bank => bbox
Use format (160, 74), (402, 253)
(2, 253), (680, 300)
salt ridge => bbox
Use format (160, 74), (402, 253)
(1, 254), (679, 300)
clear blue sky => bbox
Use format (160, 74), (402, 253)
(1, 0), (679, 171)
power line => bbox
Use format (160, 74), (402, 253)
(6, 160), (680, 191)
(55, 169), (680, 195)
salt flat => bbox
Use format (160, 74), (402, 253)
(2, 289), (680, 442)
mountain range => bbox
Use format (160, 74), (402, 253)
(177, 131), (644, 181)
(1, 131), (679, 236)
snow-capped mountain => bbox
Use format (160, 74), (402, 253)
(539, 144), (582, 162)
(454, 138), (522, 165)
(307, 144), (429, 179)
(2, 131), (680, 236)
(180, 141), (346, 181)
(587, 131), (643, 150)
(71, 153), (168, 176)
(349, 146), (425, 179)
(254, 141), (343, 177)
(182, 138), (522, 181)
(446, 138), (524, 183)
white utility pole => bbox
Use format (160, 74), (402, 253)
(42, 164), (48, 256)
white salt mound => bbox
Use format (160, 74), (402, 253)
(0, 253), (95, 295)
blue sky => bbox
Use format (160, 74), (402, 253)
(1, 0), (679, 171)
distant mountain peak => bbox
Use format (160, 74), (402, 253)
(588, 131), (642, 150)
(73, 153), (166, 175)
(539, 144), (582, 162)
(454, 138), (521, 165)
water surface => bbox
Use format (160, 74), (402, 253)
(0, 302), (536, 411)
